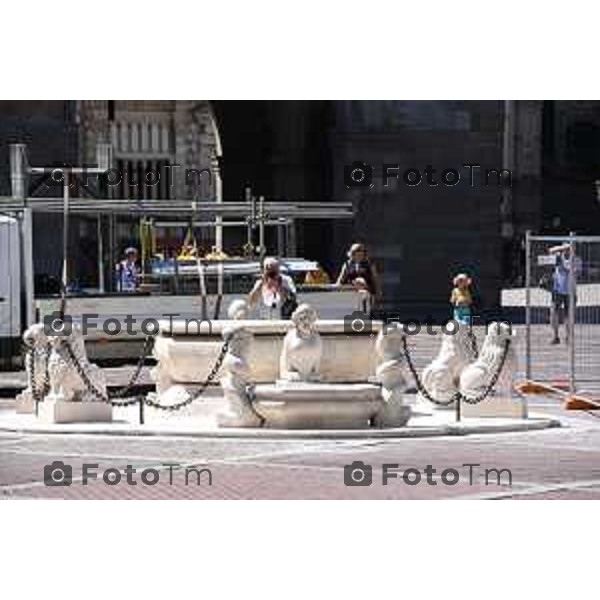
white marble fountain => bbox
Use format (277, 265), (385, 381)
(14, 299), (520, 429)
(152, 301), (412, 429)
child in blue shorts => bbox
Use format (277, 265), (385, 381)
(450, 273), (473, 324)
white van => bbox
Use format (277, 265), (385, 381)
(0, 216), (21, 368)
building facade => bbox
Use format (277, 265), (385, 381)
(2, 100), (600, 316)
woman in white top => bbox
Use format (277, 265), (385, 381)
(248, 257), (297, 319)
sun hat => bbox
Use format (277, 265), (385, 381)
(453, 273), (472, 286)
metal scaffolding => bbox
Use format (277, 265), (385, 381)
(2, 142), (354, 326)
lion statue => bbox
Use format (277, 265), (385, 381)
(47, 324), (107, 402)
(420, 322), (476, 405)
(227, 299), (250, 320)
(280, 303), (322, 382)
(459, 321), (516, 400)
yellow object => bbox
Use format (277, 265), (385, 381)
(205, 247), (229, 260)
(304, 268), (330, 285)
(139, 219), (157, 269)
(177, 247), (198, 260)
(450, 286), (472, 306)
(182, 225), (194, 249)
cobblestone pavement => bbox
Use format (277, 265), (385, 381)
(1, 400), (600, 499)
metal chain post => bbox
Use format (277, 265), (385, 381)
(568, 231), (576, 394)
(525, 230), (532, 381)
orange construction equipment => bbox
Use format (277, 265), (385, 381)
(563, 395), (600, 411)
(515, 380), (567, 395)
(515, 380), (600, 411)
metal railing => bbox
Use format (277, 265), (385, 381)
(524, 232), (600, 396)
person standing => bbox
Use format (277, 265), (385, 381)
(335, 243), (381, 314)
(248, 257), (298, 319)
(449, 272), (474, 325)
(548, 243), (580, 344)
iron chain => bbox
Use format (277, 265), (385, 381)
(60, 341), (128, 404)
(60, 338), (229, 411)
(401, 336), (511, 406)
(143, 340), (229, 411)
(109, 335), (154, 399)
(467, 328), (479, 359)
(401, 337), (459, 406)
(27, 342), (51, 404)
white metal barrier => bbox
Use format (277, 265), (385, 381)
(525, 232), (600, 395)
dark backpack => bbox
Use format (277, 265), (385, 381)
(280, 292), (298, 319)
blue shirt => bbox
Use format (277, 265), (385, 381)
(118, 259), (140, 291)
(552, 254), (579, 295)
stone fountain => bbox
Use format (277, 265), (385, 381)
(9, 300), (525, 430)
(214, 303), (412, 429)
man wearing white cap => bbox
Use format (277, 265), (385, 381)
(116, 247), (140, 292)
(248, 257), (297, 319)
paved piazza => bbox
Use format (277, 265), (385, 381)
(0, 398), (599, 500)
(1, 323), (598, 500)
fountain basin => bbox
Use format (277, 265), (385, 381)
(252, 381), (384, 429)
(152, 319), (384, 392)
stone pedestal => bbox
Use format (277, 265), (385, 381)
(38, 399), (112, 424)
(373, 399), (412, 428)
(461, 395), (525, 419)
(15, 392), (35, 414)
